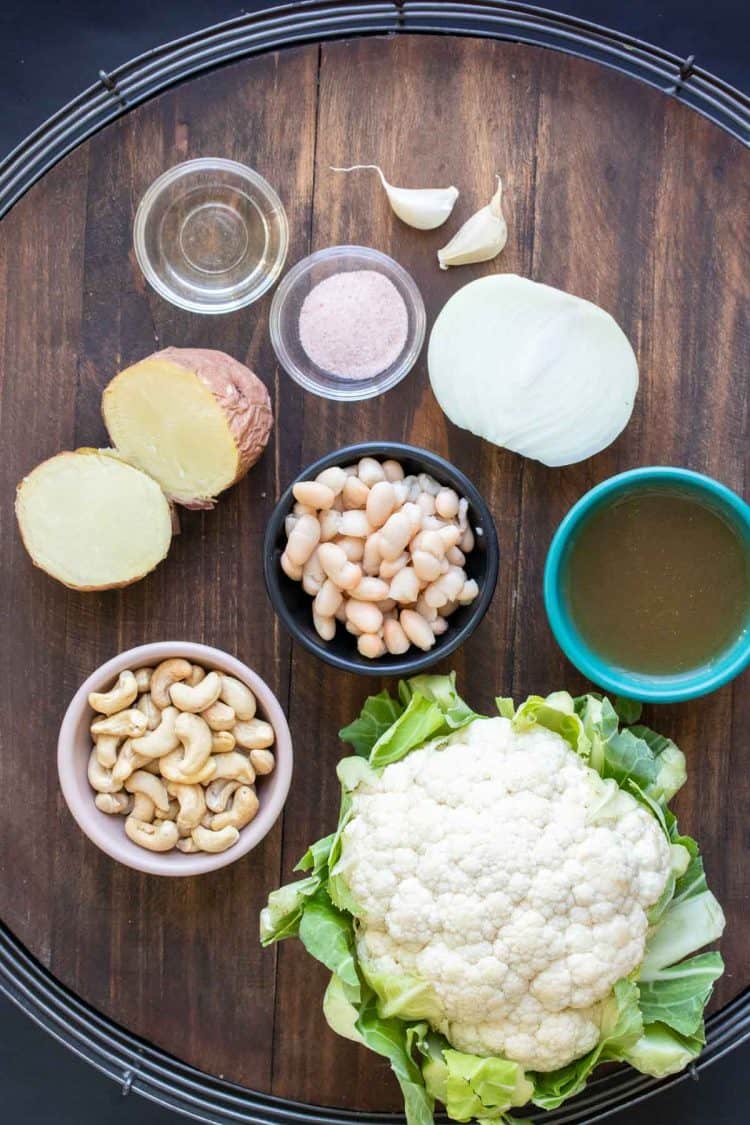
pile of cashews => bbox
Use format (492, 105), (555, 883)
(87, 659), (275, 854)
(281, 457), (480, 658)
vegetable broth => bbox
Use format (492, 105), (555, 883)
(565, 490), (749, 674)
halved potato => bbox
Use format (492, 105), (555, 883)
(102, 348), (273, 508)
(15, 450), (172, 591)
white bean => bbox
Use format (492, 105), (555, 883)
(302, 549), (325, 596)
(343, 476), (369, 509)
(392, 480), (410, 506)
(413, 530), (445, 558)
(339, 536), (365, 562)
(415, 594), (439, 623)
(293, 481), (335, 510)
(436, 488), (460, 519)
(284, 514), (298, 538)
(379, 511), (412, 560)
(378, 598), (397, 613)
(363, 532), (383, 575)
(313, 610), (336, 641)
(446, 545), (466, 566)
(293, 501), (315, 516)
(334, 601), (348, 623)
(345, 620), (363, 637)
(281, 551), (303, 581)
(438, 525), (462, 551)
(358, 633), (386, 659)
(339, 510), (372, 538)
(418, 473), (441, 497)
(460, 526), (475, 553)
(350, 577), (390, 602)
(315, 466), (347, 495)
(319, 509), (342, 542)
(416, 492), (436, 517)
(357, 457), (386, 487)
(379, 552), (409, 579)
(318, 543), (362, 591)
(366, 481), (397, 528)
(346, 600), (383, 634)
(389, 567), (420, 604)
(458, 578), (479, 604)
(400, 610), (435, 651)
(402, 502), (422, 537)
(314, 579), (343, 618)
(432, 616), (449, 636)
(286, 514), (321, 566)
(382, 459), (405, 482)
(383, 619), (410, 654)
(438, 599), (459, 618)
(412, 550), (442, 584)
(458, 497), (469, 530)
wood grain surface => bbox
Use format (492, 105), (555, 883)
(0, 34), (748, 1111)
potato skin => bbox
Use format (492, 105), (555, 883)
(154, 348), (273, 508)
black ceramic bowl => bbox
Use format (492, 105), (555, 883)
(263, 442), (499, 676)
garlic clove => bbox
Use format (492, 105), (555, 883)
(330, 164), (458, 230)
(437, 177), (508, 269)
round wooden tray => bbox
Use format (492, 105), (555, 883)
(0, 28), (748, 1123)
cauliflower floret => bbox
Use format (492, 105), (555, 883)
(340, 717), (671, 1073)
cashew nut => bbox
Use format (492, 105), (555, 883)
(176, 837), (200, 853)
(94, 733), (120, 769)
(209, 785), (259, 831)
(211, 730), (236, 754)
(162, 757), (217, 786)
(200, 700), (235, 731)
(88, 670), (138, 715)
(91, 709), (148, 740)
(150, 658), (193, 708)
(133, 666), (153, 692)
(205, 778), (240, 813)
(131, 792), (155, 822)
(210, 751), (256, 785)
(166, 782), (207, 831)
(124, 769), (170, 813)
(88, 750), (123, 793)
(159, 712), (213, 782)
(128, 706), (179, 759)
(187, 664), (206, 687)
(135, 693), (161, 731)
(155, 797), (180, 821)
(112, 740), (149, 785)
(125, 817), (179, 852)
(249, 748), (276, 776)
(218, 675), (256, 721)
(169, 671), (222, 713)
(95, 792), (132, 814)
(190, 825), (239, 853)
(234, 719), (274, 751)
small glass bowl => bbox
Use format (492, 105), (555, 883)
(269, 245), (426, 401)
(133, 158), (288, 314)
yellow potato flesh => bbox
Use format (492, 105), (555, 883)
(16, 451), (172, 590)
(102, 360), (239, 504)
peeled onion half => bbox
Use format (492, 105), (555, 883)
(102, 347), (273, 508)
(15, 450), (173, 590)
(428, 275), (639, 467)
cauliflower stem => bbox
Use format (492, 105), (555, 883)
(260, 675), (724, 1125)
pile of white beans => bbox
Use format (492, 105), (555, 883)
(87, 660), (275, 855)
(281, 457), (480, 658)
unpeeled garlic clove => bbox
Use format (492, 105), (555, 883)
(437, 176), (507, 269)
(330, 164), (458, 230)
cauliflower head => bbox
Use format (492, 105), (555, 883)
(338, 716), (672, 1072)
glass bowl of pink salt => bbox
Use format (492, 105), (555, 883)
(269, 245), (426, 401)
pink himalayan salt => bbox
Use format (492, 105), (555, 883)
(298, 269), (408, 380)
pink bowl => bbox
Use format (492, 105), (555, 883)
(58, 642), (293, 876)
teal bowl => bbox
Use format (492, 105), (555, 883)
(544, 467), (750, 703)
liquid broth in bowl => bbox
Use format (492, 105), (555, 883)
(565, 489), (750, 674)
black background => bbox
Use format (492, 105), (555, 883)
(0, 1), (747, 1122)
